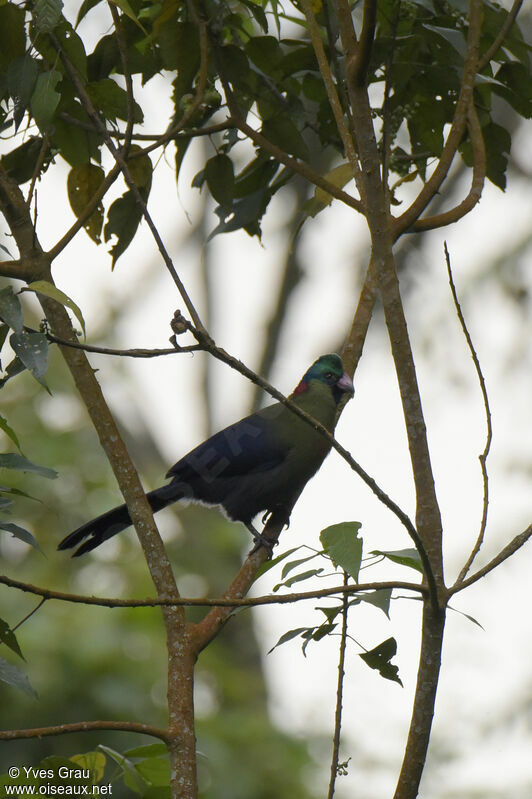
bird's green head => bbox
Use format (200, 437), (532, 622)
(294, 354), (354, 402)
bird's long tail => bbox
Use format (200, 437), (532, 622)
(58, 483), (184, 557)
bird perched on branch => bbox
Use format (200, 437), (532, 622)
(58, 353), (354, 557)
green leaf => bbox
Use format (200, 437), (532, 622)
(253, 546), (302, 579)
(0, 137), (50, 185)
(359, 637), (402, 685)
(0, 618), (24, 660)
(205, 155), (235, 209)
(0, 453), (58, 480)
(126, 147), (153, 191)
(370, 547), (424, 574)
(303, 163), (353, 217)
(320, 522), (362, 580)
(262, 115), (309, 161)
(97, 746), (147, 794)
(134, 756), (170, 787)
(87, 78), (143, 123)
(0, 656), (38, 698)
(0, 4), (26, 73)
(0, 522), (42, 552)
(31, 70), (62, 132)
(109, 0), (147, 33)
(280, 554), (318, 580)
(7, 55), (40, 125)
(268, 627), (309, 654)
(273, 568), (323, 591)
(9, 330), (49, 388)
(65, 165), (105, 244)
(71, 753), (106, 784)
(0, 415), (20, 450)
(0, 357), (26, 388)
(0, 287), (23, 333)
(361, 589), (392, 618)
(423, 24), (467, 58)
(125, 744), (168, 759)
(104, 190), (143, 267)
(33, 0), (64, 33)
(76, 0), (104, 27)
(24, 280), (87, 338)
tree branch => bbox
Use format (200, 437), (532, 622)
(444, 243), (493, 585)
(0, 720), (168, 743)
(411, 100), (486, 233)
(450, 524), (532, 596)
(327, 572), (349, 799)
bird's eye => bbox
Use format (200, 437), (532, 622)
(324, 372), (333, 380)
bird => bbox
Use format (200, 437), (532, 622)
(58, 353), (354, 557)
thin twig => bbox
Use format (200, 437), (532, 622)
(0, 720), (168, 742)
(0, 572), (424, 608)
(25, 136), (50, 207)
(327, 571), (349, 799)
(299, 0), (362, 186)
(46, 333), (200, 358)
(107, 2), (135, 155)
(444, 243), (492, 585)
(11, 597), (46, 633)
(478, 0), (523, 71)
(449, 524), (532, 596)
(412, 100), (486, 232)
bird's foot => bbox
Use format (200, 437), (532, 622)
(246, 524), (276, 558)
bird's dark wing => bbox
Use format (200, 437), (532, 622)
(166, 411), (288, 483)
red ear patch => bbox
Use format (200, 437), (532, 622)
(293, 380), (309, 395)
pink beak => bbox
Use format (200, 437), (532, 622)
(337, 372), (354, 394)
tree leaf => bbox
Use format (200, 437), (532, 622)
(87, 78), (143, 123)
(124, 744), (168, 759)
(66, 164), (105, 243)
(370, 547), (424, 574)
(24, 280), (87, 338)
(9, 330), (49, 388)
(0, 137), (50, 185)
(320, 522), (362, 580)
(0, 656), (37, 698)
(0, 415), (20, 450)
(108, 0), (147, 33)
(104, 190), (143, 267)
(273, 568), (323, 591)
(0, 287), (23, 333)
(361, 589), (392, 618)
(32, 0), (64, 33)
(0, 618), (24, 660)
(262, 115), (309, 161)
(280, 553), (318, 580)
(71, 753), (106, 784)
(0, 4), (26, 73)
(359, 637), (403, 686)
(267, 627), (309, 654)
(0, 522), (42, 552)
(134, 755), (170, 787)
(205, 154), (235, 209)
(303, 163), (353, 217)
(31, 69), (62, 132)
(97, 746), (147, 794)
(0, 453), (58, 479)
